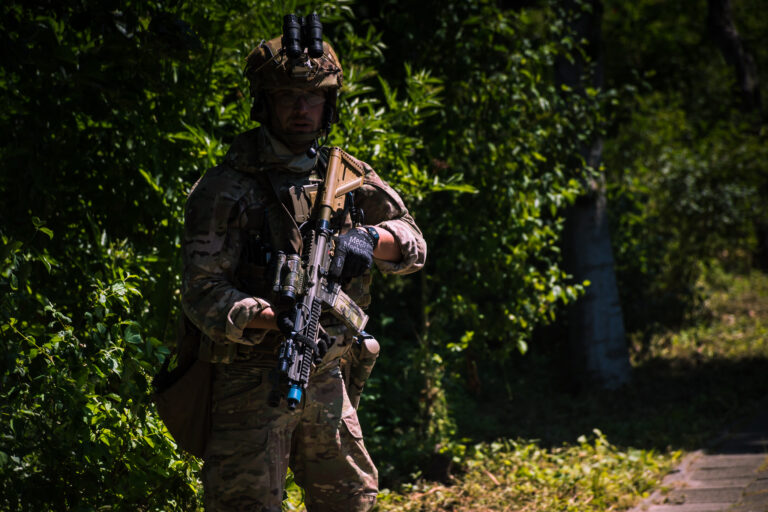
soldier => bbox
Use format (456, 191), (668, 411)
(180, 15), (426, 512)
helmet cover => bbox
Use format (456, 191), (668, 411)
(244, 36), (343, 125)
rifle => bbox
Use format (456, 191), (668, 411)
(268, 147), (371, 410)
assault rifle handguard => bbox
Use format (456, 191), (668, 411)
(269, 147), (370, 410)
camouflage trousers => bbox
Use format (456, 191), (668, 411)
(201, 354), (378, 512)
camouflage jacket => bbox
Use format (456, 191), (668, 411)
(181, 127), (426, 354)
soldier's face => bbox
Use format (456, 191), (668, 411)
(269, 88), (326, 136)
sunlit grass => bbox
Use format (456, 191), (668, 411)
(375, 433), (677, 512)
(639, 268), (768, 361)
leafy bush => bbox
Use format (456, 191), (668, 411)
(1, 231), (200, 510)
(605, 92), (768, 339)
(345, 0), (601, 480)
(601, 0), (768, 340)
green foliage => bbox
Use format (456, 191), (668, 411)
(602, 0), (768, 337)
(376, 431), (675, 512)
(1, 231), (200, 510)
(346, 0), (600, 480)
(638, 266), (768, 361)
(380, 0), (592, 355)
(606, 94), (767, 334)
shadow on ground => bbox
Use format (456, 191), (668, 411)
(456, 354), (768, 454)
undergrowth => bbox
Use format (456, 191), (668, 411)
(374, 432), (673, 512)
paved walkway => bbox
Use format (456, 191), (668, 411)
(631, 408), (768, 512)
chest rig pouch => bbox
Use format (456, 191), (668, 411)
(236, 157), (373, 310)
(237, 151), (372, 308)
(237, 195), (272, 297)
(280, 170), (373, 310)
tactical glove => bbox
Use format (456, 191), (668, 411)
(329, 228), (377, 281)
(276, 309), (297, 337)
(314, 331), (334, 364)
(276, 310), (334, 363)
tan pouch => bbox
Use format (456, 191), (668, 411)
(342, 334), (380, 409)
(152, 316), (212, 458)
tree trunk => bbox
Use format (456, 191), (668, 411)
(556, 0), (631, 389)
(706, 0), (762, 114)
(562, 158), (631, 389)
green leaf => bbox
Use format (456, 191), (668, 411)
(139, 168), (163, 194)
(111, 282), (127, 297)
(124, 325), (142, 345)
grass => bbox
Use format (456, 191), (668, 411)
(375, 433), (674, 512)
(640, 266), (768, 360)
(285, 267), (768, 511)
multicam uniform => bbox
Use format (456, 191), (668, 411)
(181, 126), (426, 511)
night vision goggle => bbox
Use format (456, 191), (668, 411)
(282, 13), (324, 60)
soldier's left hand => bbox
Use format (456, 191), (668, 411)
(276, 309), (298, 337)
(313, 331), (334, 364)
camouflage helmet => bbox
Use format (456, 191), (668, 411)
(244, 36), (343, 127)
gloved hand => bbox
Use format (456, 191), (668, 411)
(276, 309), (297, 337)
(329, 228), (377, 281)
(313, 331), (334, 364)
(277, 309), (334, 364)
